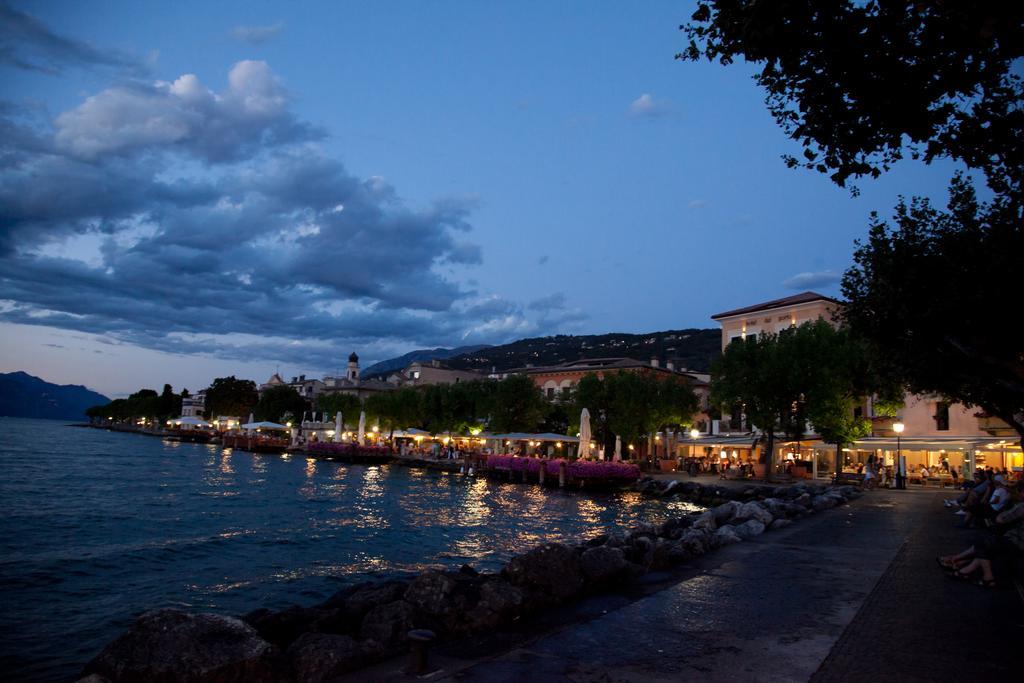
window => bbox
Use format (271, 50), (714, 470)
(412, 371), (420, 379)
(546, 387), (555, 399)
(934, 402), (950, 431)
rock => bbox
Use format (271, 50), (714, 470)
(733, 501), (773, 526)
(714, 526), (743, 546)
(732, 519), (766, 539)
(661, 480), (680, 496)
(677, 528), (710, 556)
(604, 532), (627, 548)
(404, 571), (459, 619)
(585, 533), (609, 547)
(623, 536), (655, 570)
(691, 510), (716, 532)
(459, 564), (479, 577)
(793, 493), (812, 508)
(464, 578), (525, 631)
(359, 600), (416, 648)
(760, 497), (788, 517)
(327, 581), (408, 622)
(503, 543), (583, 604)
(679, 481), (701, 495)
(82, 609), (279, 682)
(769, 518), (793, 530)
(811, 494), (837, 511)
(628, 522), (658, 539)
(580, 546), (628, 585)
(245, 605), (336, 647)
(711, 501), (743, 525)
(287, 632), (361, 682)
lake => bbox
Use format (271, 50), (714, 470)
(0, 417), (697, 681)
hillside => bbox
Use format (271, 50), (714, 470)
(444, 329), (721, 374)
(0, 371), (110, 420)
(362, 345), (491, 377)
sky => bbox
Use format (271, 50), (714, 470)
(0, 1), (965, 397)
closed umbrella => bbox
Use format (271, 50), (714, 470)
(578, 408), (591, 460)
(357, 411), (366, 445)
(247, 412), (254, 434)
(334, 412), (343, 443)
(614, 435), (622, 461)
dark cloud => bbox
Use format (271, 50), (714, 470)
(0, 3), (144, 75)
(231, 23), (284, 46)
(781, 270), (842, 290)
(0, 59), (584, 369)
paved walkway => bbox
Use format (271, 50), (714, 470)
(350, 489), (1019, 682)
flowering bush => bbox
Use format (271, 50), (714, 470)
(568, 460), (641, 481)
(307, 442), (392, 457)
(485, 455), (639, 482)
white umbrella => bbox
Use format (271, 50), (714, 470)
(334, 412), (343, 443)
(614, 435), (622, 461)
(171, 416), (212, 427)
(578, 408), (591, 459)
(247, 412), (254, 434)
(241, 421), (287, 430)
(357, 411), (366, 445)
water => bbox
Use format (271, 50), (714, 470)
(0, 417), (698, 681)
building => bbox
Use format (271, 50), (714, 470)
(386, 359), (484, 387)
(708, 291), (1022, 479)
(507, 356), (707, 404)
(710, 290), (841, 350)
(181, 390), (205, 418)
(258, 373), (324, 400)
(321, 352), (395, 400)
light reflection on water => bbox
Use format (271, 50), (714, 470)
(0, 418), (702, 683)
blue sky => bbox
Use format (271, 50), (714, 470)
(0, 1), (963, 396)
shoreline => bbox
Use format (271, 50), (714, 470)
(79, 479), (863, 682)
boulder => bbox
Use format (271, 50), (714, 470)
(792, 493), (812, 508)
(580, 546), (628, 585)
(732, 519), (766, 539)
(623, 536), (655, 570)
(464, 578), (525, 631)
(244, 605), (337, 647)
(677, 528), (710, 557)
(403, 571), (459, 619)
(691, 510), (716, 532)
(769, 518), (793, 530)
(359, 601), (416, 649)
(714, 526), (743, 546)
(503, 543), (583, 604)
(811, 494), (838, 511)
(661, 479), (680, 496)
(711, 501), (743, 525)
(733, 501), (773, 526)
(325, 580), (408, 622)
(287, 632), (361, 682)
(82, 609), (279, 683)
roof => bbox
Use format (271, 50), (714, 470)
(710, 291), (843, 320)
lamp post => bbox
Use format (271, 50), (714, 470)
(893, 421), (905, 489)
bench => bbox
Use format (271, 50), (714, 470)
(834, 472), (864, 487)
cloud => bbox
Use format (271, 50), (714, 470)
(628, 93), (672, 119)
(0, 60), (579, 370)
(230, 22), (284, 45)
(528, 292), (566, 312)
(537, 254), (549, 266)
(0, 3), (144, 75)
(781, 270), (842, 290)
(687, 199), (707, 209)
(54, 61), (320, 162)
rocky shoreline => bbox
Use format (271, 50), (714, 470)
(78, 480), (861, 682)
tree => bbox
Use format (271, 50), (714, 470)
(254, 385), (307, 423)
(842, 177), (1024, 448)
(204, 376), (258, 419)
(711, 333), (795, 478)
(489, 374), (546, 434)
(317, 392), (363, 427)
(680, 2), (1024, 195)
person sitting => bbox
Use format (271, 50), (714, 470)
(938, 490), (1024, 587)
(945, 471), (990, 511)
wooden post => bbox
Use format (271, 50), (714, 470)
(539, 463), (546, 486)
(559, 461), (566, 488)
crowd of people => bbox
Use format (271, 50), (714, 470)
(938, 468), (1024, 588)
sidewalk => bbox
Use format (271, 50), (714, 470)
(348, 489), (1018, 682)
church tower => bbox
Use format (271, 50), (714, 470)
(347, 351), (360, 382)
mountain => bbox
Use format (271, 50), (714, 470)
(362, 345), (492, 377)
(0, 371), (110, 420)
(444, 329), (722, 374)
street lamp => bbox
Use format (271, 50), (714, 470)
(893, 421), (905, 489)
(689, 428), (700, 460)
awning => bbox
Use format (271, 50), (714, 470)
(170, 416), (212, 427)
(241, 421), (288, 429)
